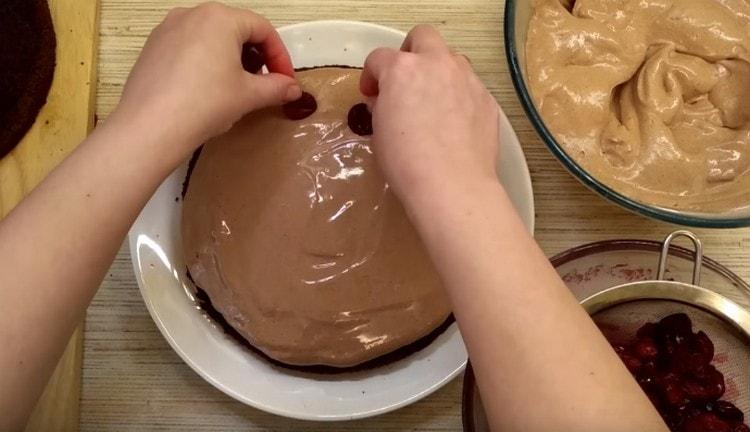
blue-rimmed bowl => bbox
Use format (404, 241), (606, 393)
(504, 0), (750, 228)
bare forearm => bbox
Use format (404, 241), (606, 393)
(0, 4), (300, 429)
(404, 180), (667, 432)
(0, 113), (186, 430)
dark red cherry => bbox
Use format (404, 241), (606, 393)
(672, 345), (712, 374)
(241, 44), (265, 74)
(641, 360), (659, 376)
(634, 337), (659, 361)
(637, 322), (659, 339)
(620, 352), (643, 374)
(709, 401), (745, 424)
(682, 380), (712, 403)
(657, 314), (693, 358)
(682, 366), (725, 402)
(694, 331), (715, 364)
(664, 384), (688, 407)
(602, 314), (748, 432)
(658, 372), (687, 407)
(700, 366), (727, 401)
(659, 313), (693, 337)
(682, 413), (731, 432)
(667, 404), (703, 429)
(283, 92), (317, 120)
(638, 373), (657, 389)
(664, 411), (684, 430)
(348, 103), (373, 136)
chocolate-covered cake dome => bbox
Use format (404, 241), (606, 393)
(182, 67), (452, 368)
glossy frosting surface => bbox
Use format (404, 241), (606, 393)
(527, 0), (750, 212)
(182, 68), (451, 367)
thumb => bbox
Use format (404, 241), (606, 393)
(245, 73), (301, 111)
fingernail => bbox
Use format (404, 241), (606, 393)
(284, 85), (302, 102)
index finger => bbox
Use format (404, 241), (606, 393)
(401, 25), (450, 54)
(232, 8), (295, 77)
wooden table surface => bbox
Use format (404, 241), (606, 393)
(84, 0), (750, 430)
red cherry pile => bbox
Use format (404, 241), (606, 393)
(610, 313), (748, 432)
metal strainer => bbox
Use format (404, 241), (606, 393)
(463, 231), (750, 431)
(582, 230), (750, 417)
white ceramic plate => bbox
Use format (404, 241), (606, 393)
(129, 20), (535, 421)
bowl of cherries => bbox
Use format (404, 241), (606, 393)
(463, 312), (748, 432)
(612, 313), (747, 432)
(463, 233), (750, 432)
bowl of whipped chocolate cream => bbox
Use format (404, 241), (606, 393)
(129, 20), (535, 421)
(506, 0), (750, 227)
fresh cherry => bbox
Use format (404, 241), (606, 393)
(638, 322), (659, 339)
(658, 372), (688, 407)
(620, 352), (643, 374)
(641, 360), (658, 376)
(682, 412), (731, 432)
(666, 404), (703, 430)
(682, 378), (724, 403)
(283, 92), (317, 120)
(604, 313), (747, 432)
(347, 103), (373, 136)
(694, 331), (715, 364)
(659, 313), (693, 339)
(241, 44), (265, 74)
(709, 401), (745, 424)
(691, 365), (726, 401)
(634, 337), (659, 361)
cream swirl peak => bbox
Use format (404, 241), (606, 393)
(527, 0), (750, 212)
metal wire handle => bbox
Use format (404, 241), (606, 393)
(657, 230), (703, 286)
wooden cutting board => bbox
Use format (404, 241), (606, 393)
(0, 1), (99, 431)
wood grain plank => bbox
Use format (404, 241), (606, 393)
(84, 0), (750, 430)
(24, 328), (84, 432)
(0, 1), (100, 431)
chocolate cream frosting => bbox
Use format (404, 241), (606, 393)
(182, 67), (451, 368)
(527, 0), (750, 213)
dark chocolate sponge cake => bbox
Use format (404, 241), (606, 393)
(0, 0), (57, 158)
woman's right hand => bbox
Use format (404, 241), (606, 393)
(362, 28), (668, 432)
(361, 25), (500, 206)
